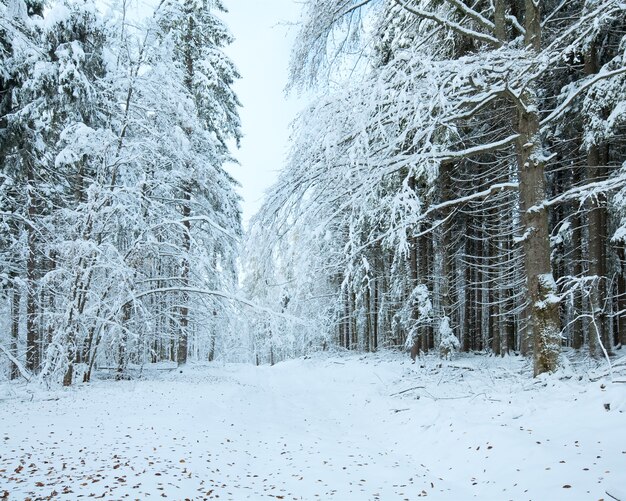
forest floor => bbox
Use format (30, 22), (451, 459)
(1, 351), (625, 501)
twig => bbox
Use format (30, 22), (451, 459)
(390, 386), (425, 396)
(606, 490), (622, 501)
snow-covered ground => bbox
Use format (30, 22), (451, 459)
(1, 352), (625, 500)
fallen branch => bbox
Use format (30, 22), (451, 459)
(390, 386), (425, 396)
(0, 343), (32, 381)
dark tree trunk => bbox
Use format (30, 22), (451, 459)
(26, 166), (39, 373)
(585, 44), (611, 358)
(10, 281), (20, 380)
(372, 278), (379, 351)
(178, 189), (191, 366)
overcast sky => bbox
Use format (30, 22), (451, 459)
(223, 0), (304, 227)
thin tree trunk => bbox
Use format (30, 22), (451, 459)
(571, 166), (584, 349)
(10, 281), (20, 380)
(585, 44), (610, 358)
(365, 285), (371, 352)
(616, 246), (626, 347)
(178, 189), (191, 365)
(26, 164), (39, 373)
(419, 229), (430, 353)
(344, 286), (350, 349)
(463, 219), (472, 352)
(408, 177), (420, 356)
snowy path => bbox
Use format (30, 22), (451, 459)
(1, 353), (625, 500)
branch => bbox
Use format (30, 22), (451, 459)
(506, 14), (525, 35)
(528, 176), (626, 213)
(347, 181), (516, 257)
(0, 343), (32, 381)
(436, 133), (519, 161)
(334, 0), (376, 20)
(421, 182), (518, 218)
(541, 66), (626, 127)
(393, 0), (501, 47)
(126, 287), (310, 325)
(444, 0), (495, 32)
(390, 385), (426, 396)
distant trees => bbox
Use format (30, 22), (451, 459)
(249, 0), (626, 375)
(0, 0), (242, 384)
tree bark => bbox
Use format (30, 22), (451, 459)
(26, 165), (39, 373)
(419, 229), (431, 353)
(364, 285), (371, 352)
(571, 166), (584, 349)
(494, 0), (507, 43)
(10, 280), (20, 380)
(585, 45), (611, 357)
(372, 277), (379, 351)
(515, 0), (561, 376)
(178, 189), (191, 366)
(517, 102), (561, 374)
(615, 246), (626, 347)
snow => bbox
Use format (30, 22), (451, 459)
(1, 352), (624, 500)
(438, 316), (460, 358)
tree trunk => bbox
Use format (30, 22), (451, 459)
(344, 286), (350, 349)
(178, 189), (191, 366)
(419, 230), (430, 353)
(364, 285), (371, 352)
(26, 165), (39, 373)
(351, 290), (358, 349)
(494, 0), (507, 43)
(585, 45), (611, 357)
(571, 166), (584, 349)
(372, 277), (379, 351)
(439, 162), (452, 319)
(616, 246), (626, 348)
(517, 102), (561, 374)
(177, 9), (196, 367)
(10, 281), (20, 380)
(408, 178), (420, 357)
(515, 1), (561, 376)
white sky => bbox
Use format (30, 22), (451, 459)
(223, 0), (304, 227)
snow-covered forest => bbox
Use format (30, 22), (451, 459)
(1, 0), (243, 384)
(1, 0), (626, 498)
(248, 0), (626, 376)
(2, 0), (626, 382)
(0, 0), (626, 378)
